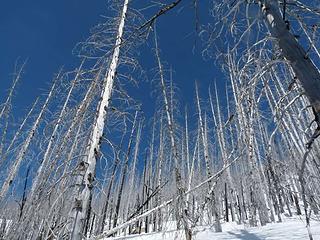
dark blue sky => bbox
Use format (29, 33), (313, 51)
(0, 0), (106, 113)
(0, 0), (224, 121)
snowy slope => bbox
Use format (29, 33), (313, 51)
(106, 217), (320, 240)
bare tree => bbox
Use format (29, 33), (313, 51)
(0, 77), (58, 202)
(69, 0), (129, 238)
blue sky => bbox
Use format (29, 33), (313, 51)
(0, 0), (225, 123)
(1, 0), (105, 113)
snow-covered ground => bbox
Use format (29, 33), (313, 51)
(107, 217), (320, 240)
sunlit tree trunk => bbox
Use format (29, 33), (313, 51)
(30, 70), (80, 200)
(260, 0), (320, 122)
(0, 79), (57, 201)
(0, 62), (23, 119)
(70, 0), (129, 238)
(0, 98), (39, 167)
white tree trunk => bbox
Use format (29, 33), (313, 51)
(0, 80), (57, 201)
(30, 74), (78, 199)
(0, 63), (23, 119)
(70, 0), (129, 238)
(0, 98), (39, 166)
(261, 0), (320, 118)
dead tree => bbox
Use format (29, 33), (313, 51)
(154, 27), (192, 240)
(0, 77), (58, 202)
(69, 0), (129, 238)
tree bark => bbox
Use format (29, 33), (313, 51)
(261, 0), (320, 121)
(70, 0), (129, 238)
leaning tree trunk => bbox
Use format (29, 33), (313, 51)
(261, 0), (320, 122)
(0, 62), (23, 120)
(30, 74), (78, 200)
(0, 79), (57, 202)
(70, 0), (129, 239)
(0, 97), (39, 167)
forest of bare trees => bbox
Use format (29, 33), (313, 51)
(0, 0), (320, 239)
